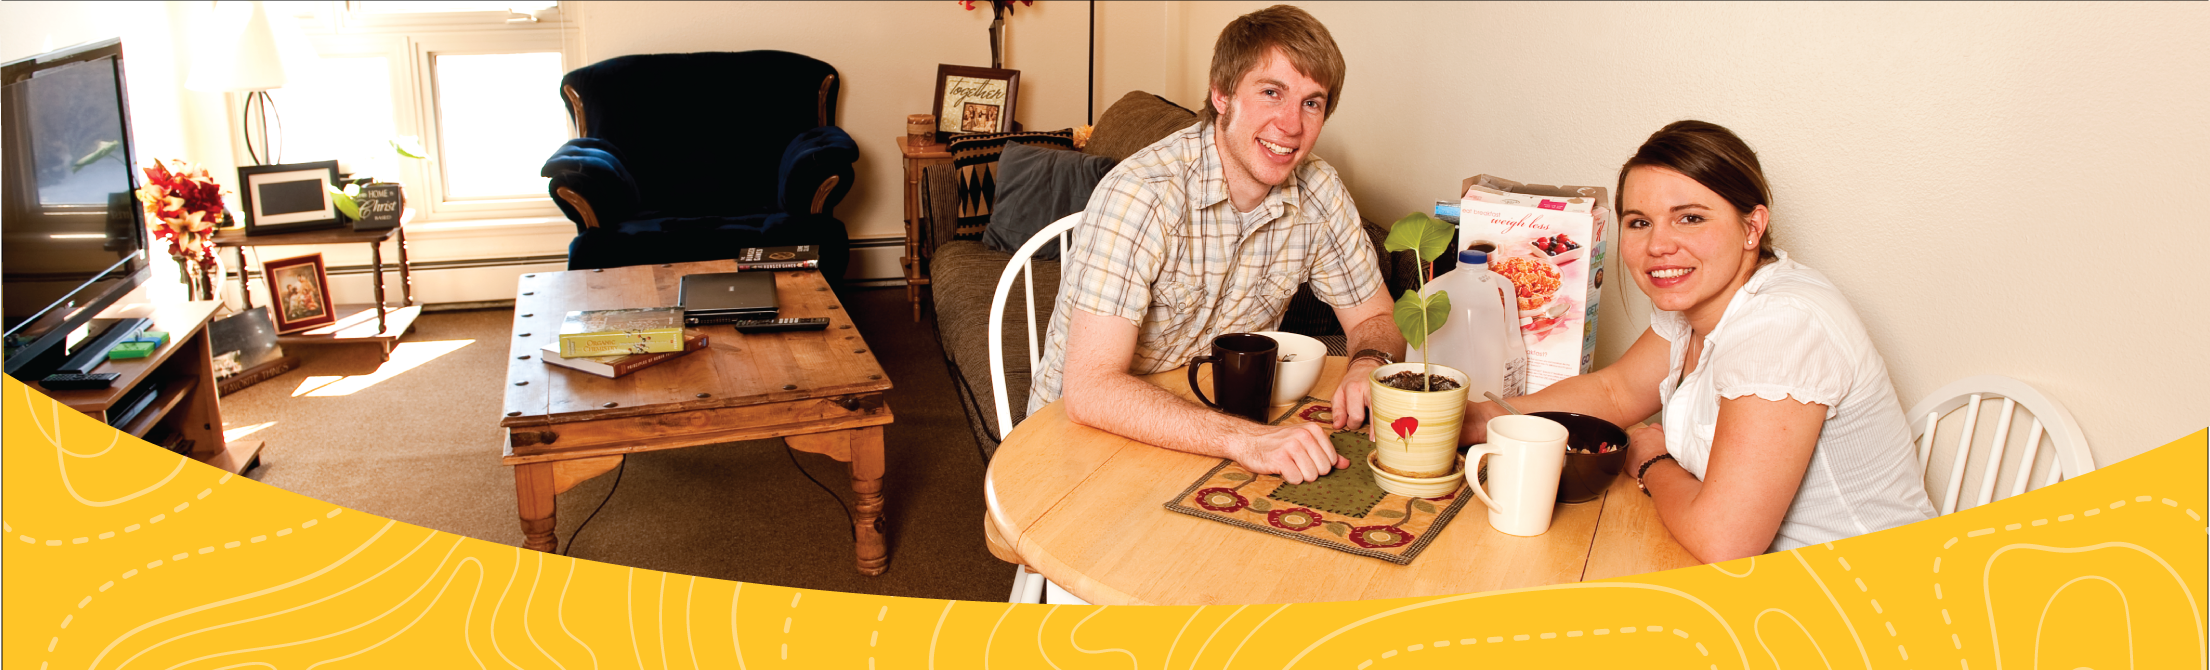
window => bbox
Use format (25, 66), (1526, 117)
(246, 1), (576, 223)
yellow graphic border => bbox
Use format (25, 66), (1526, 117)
(6, 375), (2203, 668)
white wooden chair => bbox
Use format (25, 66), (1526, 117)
(986, 212), (1089, 605)
(1908, 375), (2094, 515)
(985, 212), (1083, 441)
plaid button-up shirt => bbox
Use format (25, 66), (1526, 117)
(1028, 121), (1381, 413)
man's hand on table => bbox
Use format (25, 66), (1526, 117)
(1328, 356), (1382, 431)
(1227, 421), (1349, 484)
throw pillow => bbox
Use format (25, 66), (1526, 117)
(985, 142), (1117, 260)
(1082, 91), (1199, 163)
(948, 129), (1076, 242)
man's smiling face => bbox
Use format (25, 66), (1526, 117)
(1212, 47), (1329, 212)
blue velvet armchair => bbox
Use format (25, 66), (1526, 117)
(541, 51), (857, 279)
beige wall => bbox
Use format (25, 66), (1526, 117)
(1107, 1), (2208, 465)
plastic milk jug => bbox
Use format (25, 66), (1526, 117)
(1411, 247), (1527, 399)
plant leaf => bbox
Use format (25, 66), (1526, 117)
(1370, 510), (1406, 519)
(390, 136), (428, 159)
(326, 184), (361, 220)
(1392, 290), (1452, 351)
(1384, 211), (1458, 264)
(1323, 521), (1348, 537)
(1247, 498), (1272, 512)
(1409, 498), (1437, 514)
(1220, 472), (1252, 482)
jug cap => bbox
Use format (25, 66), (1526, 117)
(1459, 248), (1489, 265)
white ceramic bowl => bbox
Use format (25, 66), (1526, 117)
(1253, 331), (1327, 407)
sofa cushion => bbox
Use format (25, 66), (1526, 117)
(932, 240), (1060, 442)
(1083, 91), (1199, 163)
(985, 142), (1116, 261)
(948, 129), (1077, 242)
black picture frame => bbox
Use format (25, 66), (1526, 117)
(236, 160), (343, 236)
(931, 64), (1020, 143)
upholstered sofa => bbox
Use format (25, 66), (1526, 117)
(921, 92), (1420, 453)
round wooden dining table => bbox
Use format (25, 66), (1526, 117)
(983, 356), (1698, 605)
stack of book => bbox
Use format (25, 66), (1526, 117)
(541, 331), (707, 378)
(736, 245), (820, 271)
(558, 307), (685, 358)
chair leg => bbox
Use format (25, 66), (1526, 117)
(1010, 566), (1046, 604)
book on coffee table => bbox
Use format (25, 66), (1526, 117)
(541, 331), (707, 378)
(735, 245), (820, 271)
(558, 307), (685, 357)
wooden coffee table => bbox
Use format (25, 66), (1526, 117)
(500, 262), (895, 574)
(985, 356), (1697, 604)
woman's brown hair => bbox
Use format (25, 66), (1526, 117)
(1617, 120), (1777, 262)
(1201, 5), (1346, 125)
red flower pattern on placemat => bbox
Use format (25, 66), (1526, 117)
(1347, 525), (1411, 548)
(1196, 487), (1249, 513)
(1266, 507), (1324, 532)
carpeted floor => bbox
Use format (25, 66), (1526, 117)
(216, 287), (1013, 602)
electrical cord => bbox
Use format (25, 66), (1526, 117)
(785, 444), (856, 542)
(560, 460), (625, 556)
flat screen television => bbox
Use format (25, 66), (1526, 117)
(1, 38), (152, 380)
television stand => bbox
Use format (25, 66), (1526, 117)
(31, 289), (265, 474)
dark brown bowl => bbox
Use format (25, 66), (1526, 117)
(1532, 411), (1630, 504)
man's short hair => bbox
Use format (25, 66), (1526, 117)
(1201, 5), (1346, 125)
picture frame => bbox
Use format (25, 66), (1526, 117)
(931, 64), (1020, 143)
(261, 253), (336, 334)
(236, 160), (343, 236)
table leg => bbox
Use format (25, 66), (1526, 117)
(787, 426), (889, 575)
(396, 226), (414, 307)
(370, 239), (389, 335)
(236, 246), (253, 311)
(515, 461), (559, 553)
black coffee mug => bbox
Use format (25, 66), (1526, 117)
(1189, 333), (1277, 424)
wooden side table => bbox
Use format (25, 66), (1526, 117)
(213, 224), (420, 359)
(896, 135), (953, 322)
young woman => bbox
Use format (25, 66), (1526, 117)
(1460, 120), (1934, 562)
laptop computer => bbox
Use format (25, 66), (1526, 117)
(678, 272), (778, 325)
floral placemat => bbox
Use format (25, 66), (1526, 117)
(1162, 398), (1471, 565)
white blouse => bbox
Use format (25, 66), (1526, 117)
(1652, 250), (1935, 552)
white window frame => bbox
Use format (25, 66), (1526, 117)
(245, 1), (581, 225)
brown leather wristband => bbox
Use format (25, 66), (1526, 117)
(1636, 453), (1676, 497)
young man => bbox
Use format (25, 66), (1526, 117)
(1027, 5), (1404, 484)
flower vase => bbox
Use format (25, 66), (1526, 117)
(1367, 362), (1470, 496)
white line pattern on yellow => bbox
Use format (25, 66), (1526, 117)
(83, 520), (398, 670)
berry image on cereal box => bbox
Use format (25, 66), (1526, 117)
(1459, 174), (1610, 394)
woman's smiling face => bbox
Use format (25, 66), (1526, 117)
(1620, 166), (1768, 329)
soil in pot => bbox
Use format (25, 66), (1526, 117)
(1378, 370), (1463, 392)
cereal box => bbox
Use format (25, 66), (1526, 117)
(1458, 175), (1609, 393)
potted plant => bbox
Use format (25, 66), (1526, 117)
(1368, 212), (1471, 496)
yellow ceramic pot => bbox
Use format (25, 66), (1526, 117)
(1367, 361), (1470, 494)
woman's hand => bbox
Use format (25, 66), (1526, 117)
(1625, 421), (1668, 471)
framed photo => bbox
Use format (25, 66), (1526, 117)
(931, 65), (1019, 143)
(262, 253), (336, 334)
(236, 160), (343, 236)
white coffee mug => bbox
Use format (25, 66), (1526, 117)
(1464, 414), (1569, 536)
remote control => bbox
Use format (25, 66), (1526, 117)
(730, 317), (830, 333)
(41, 372), (121, 390)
